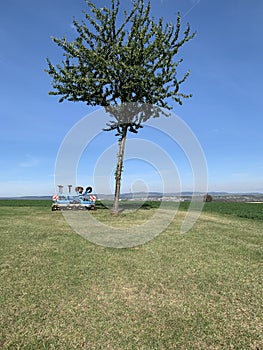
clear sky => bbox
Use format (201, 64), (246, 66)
(1, 0), (263, 197)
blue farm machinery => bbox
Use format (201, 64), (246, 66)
(52, 185), (96, 211)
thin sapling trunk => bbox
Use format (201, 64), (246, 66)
(113, 125), (128, 214)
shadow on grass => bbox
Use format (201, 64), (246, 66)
(95, 200), (192, 211)
(95, 200), (162, 211)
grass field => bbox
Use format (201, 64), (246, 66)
(0, 200), (262, 349)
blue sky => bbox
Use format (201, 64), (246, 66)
(1, 0), (263, 197)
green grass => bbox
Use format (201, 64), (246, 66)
(203, 201), (263, 220)
(0, 201), (262, 349)
(0, 199), (52, 208)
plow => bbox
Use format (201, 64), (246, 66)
(52, 185), (96, 211)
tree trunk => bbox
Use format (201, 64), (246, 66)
(113, 125), (128, 214)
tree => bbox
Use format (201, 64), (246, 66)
(46, 0), (196, 213)
(204, 194), (213, 202)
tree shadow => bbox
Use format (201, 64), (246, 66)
(95, 200), (161, 211)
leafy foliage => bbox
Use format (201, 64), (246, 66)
(46, 0), (195, 115)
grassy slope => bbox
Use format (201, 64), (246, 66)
(0, 202), (262, 349)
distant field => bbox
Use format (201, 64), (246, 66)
(1, 199), (263, 220)
(189, 201), (263, 221)
(0, 200), (262, 349)
(0, 199), (51, 207)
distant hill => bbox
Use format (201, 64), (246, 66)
(1, 192), (263, 202)
(97, 192), (263, 202)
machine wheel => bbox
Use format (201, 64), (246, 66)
(52, 205), (59, 211)
(86, 186), (92, 193)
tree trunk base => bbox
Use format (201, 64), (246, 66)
(111, 208), (124, 215)
(111, 210), (120, 216)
